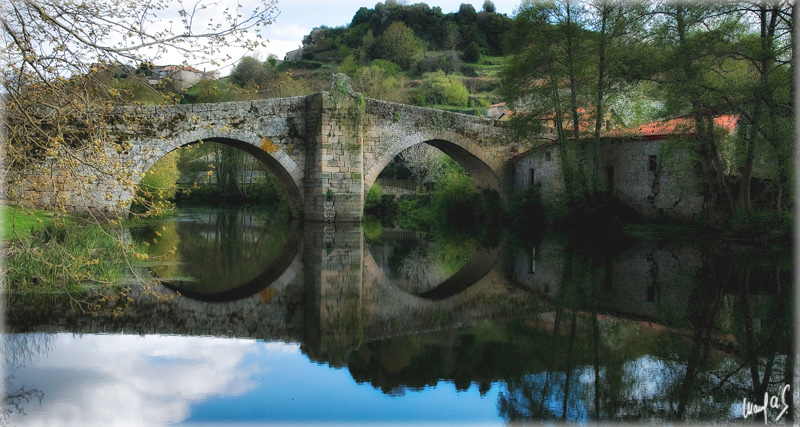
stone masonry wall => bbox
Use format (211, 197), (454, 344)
(600, 138), (704, 219)
(514, 145), (563, 199)
(515, 138), (705, 219)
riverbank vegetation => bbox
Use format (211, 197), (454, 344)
(133, 141), (291, 217)
(2, 206), (145, 305)
(365, 150), (502, 245)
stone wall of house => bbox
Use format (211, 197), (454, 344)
(600, 138), (704, 219)
(514, 146), (562, 198)
(514, 138), (705, 219)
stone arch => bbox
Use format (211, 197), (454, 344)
(363, 132), (503, 196)
(135, 129), (304, 217)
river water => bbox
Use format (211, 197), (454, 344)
(4, 206), (795, 425)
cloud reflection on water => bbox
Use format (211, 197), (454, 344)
(4, 334), (299, 427)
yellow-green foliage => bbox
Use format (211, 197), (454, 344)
(140, 150), (181, 201)
(4, 215), (144, 294)
(416, 71), (469, 107)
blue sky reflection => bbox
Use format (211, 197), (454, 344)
(4, 334), (504, 426)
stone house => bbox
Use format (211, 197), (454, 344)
(514, 114), (740, 219)
(149, 65), (220, 90)
(284, 47), (305, 62)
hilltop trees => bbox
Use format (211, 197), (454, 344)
(300, 2), (512, 67)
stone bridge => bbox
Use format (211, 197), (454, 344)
(13, 76), (528, 222)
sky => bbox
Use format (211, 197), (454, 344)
(160, 0), (522, 74)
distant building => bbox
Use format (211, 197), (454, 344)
(149, 65), (220, 90)
(486, 103), (511, 120)
(284, 47), (304, 62)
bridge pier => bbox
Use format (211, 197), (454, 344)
(302, 90), (365, 223)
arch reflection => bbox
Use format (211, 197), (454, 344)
(364, 226), (502, 301)
(131, 206), (300, 302)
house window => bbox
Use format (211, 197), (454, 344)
(606, 166), (614, 191)
(648, 155), (658, 172)
(528, 246), (537, 274)
(646, 284), (656, 302)
(544, 151), (551, 161)
(529, 168), (535, 187)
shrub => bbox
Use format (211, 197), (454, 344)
(364, 184), (383, 211)
(415, 71), (469, 107)
(463, 41), (482, 63)
(433, 173), (477, 226)
(397, 194), (435, 231)
(731, 207), (793, 241)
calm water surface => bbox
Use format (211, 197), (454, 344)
(4, 206), (795, 425)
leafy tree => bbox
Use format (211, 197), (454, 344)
(725, 1), (794, 211)
(375, 22), (426, 71)
(370, 59), (402, 77)
(229, 56), (271, 89)
(353, 63), (407, 103)
(457, 3), (478, 26)
(502, 0), (595, 201)
(464, 41), (482, 62)
(340, 54), (362, 76)
(645, 2), (746, 224)
(417, 71), (469, 107)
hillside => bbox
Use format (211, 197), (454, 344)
(180, 1), (512, 116)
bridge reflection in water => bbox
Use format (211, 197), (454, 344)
(5, 207), (793, 424)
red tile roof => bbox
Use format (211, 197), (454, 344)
(602, 114), (739, 139)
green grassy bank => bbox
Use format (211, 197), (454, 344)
(2, 205), (143, 297)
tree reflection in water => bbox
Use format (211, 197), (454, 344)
(498, 238), (794, 423)
(3, 333), (52, 422)
(367, 227), (476, 295)
(5, 215), (793, 424)
(130, 205), (293, 299)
